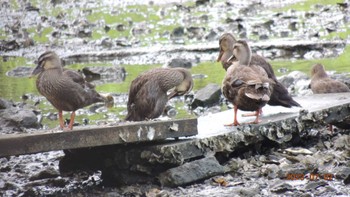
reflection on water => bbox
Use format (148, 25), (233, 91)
(0, 56), (165, 129)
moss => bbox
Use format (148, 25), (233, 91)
(271, 45), (350, 77)
(275, 0), (344, 12)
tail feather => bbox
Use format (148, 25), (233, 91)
(269, 82), (301, 108)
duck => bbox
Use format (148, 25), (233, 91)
(222, 40), (274, 126)
(125, 67), (193, 121)
(31, 51), (109, 130)
(310, 63), (350, 94)
(217, 33), (301, 108)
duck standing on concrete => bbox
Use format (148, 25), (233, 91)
(31, 51), (108, 130)
(217, 33), (301, 108)
(310, 63), (350, 94)
(222, 40), (274, 126)
(125, 67), (193, 121)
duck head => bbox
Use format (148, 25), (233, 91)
(167, 68), (193, 99)
(233, 40), (252, 66)
(217, 33), (236, 70)
(310, 63), (328, 78)
(31, 51), (62, 76)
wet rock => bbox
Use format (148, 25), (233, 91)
(29, 167), (60, 181)
(187, 27), (205, 39)
(82, 66), (126, 84)
(333, 135), (350, 150)
(158, 156), (225, 187)
(270, 181), (294, 193)
(165, 58), (192, 68)
(191, 83), (221, 109)
(171, 27), (185, 38)
(195, 0), (210, 6)
(335, 167), (350, 180)
(0, 40), (20, 51)
(303, 180), (328, 191)
(204, 29), (217, 41)
(0, 98), (13, 109)
(77, 29), (92, 38)
(6, 66), (33, 77)
(0, 107), (39, 131)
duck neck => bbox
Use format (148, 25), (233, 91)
(237, 46), (252, 66)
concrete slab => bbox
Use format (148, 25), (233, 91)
(0, 118), (198, 157)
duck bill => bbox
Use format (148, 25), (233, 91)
(30, 64), (43, 77)
(217, 48), (224, 62)
(168, 91), (179, 100)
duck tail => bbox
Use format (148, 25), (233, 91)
(269, 82), (301, 108)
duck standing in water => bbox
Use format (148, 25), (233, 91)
(31, 51), (109, 130)
(222, 40), (274, 126)
(217, 33), (301, 108)
(310, 63), (350, 94)
(125, 67), (193, 121)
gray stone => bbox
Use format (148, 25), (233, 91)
(0, 107), (39, 129)
(0, 98), (13, 109)
(165, 58), (192, 68)
(158, 156), (225, 187)
(191, 83), (221, 109)
(29, 167), (60, 181)
(335, 167), (350, 180)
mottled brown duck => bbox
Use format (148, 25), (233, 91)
(222, 41), (274, 126)
(125, 67), (193, 121)
(31, 51), (107, 130)
(310, 63), (350, 94)
(217, 33), (301, 108)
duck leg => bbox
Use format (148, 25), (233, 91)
(248, 110), (262, 124)
(58, 110), (65, 129)
(225, 105), (240, 126)
(67, 111), (76, 130)
(242, 108), (263, 117)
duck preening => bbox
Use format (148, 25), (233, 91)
(125, 67), (193, 121)
(217, 33), (301, 108)
(31, 51), (110, 130)
(222, 40), (274, 126)
(310, 63), (350, 94)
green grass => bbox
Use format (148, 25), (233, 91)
(271, 45), (350, 77)
(275, 0), (344, 12)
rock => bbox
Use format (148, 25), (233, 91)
(165, 58), (192, 68)
(82, 66), (126, 84)
(171, 27), (185, 38)
(29, 167), (60, 181)
(335, 167), (350, 180)
(333, 135), (350, 150)
(270, 181), (294, 193)
(191, 83), (221, 109)
(0, 98), (13, 109)
(0, 107), (39, 130)
(304, 180), (328, 191)
(158, 156), (225, 187)
(6, 66), (33, 77)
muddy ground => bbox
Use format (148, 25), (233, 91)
(1, 0), (350, 196)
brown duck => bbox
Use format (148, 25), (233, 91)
(31, 51), (108, 130)
(217, 33), (301, 108)
(222, 40), (274, 126)
(125, 67), (193, 121)
(310, 63), (350, 94)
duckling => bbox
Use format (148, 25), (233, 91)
(222, 41), (274, 126)
(310, 63), (350, 94)
(217, 33), (301, 108)
(31, 51), (108, 130)
(125, 67), (193, 121)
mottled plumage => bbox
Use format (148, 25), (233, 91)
(217, 33), (301, 108)
(125, 67), (193, 121)
(31, 51), (106, 130)
(310, 63), (350, 94)
(222, 40), (274, 126)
